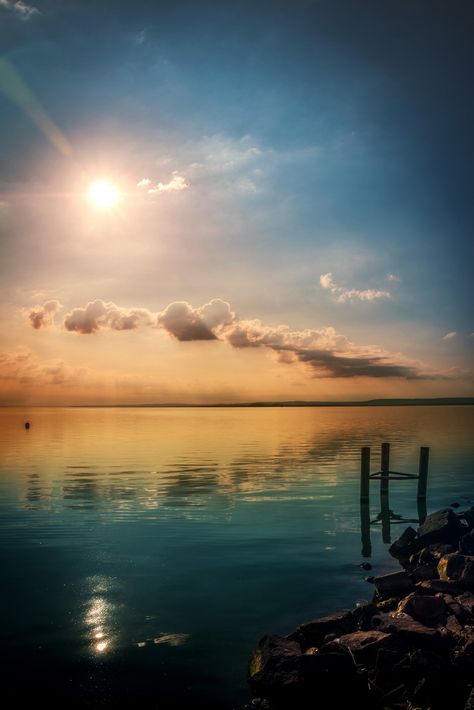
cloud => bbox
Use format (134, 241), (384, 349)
(157, 298), (235, 341)
(386, 273), (400, 282)
(0, 0), (38, 19)
(442, 331), (457, 340)
(63, 300), (155, 334)
(320, 273), (391, 302)
(26, 299), (62, 329)
(0, 348), (85, 386)
(138, 171), (188, 195)
(53, 297), (464, 381)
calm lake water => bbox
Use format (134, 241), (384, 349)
(0, 406), (473, 707)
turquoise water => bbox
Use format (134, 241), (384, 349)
(0, 406), (473, 707)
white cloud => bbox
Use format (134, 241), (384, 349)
(320, 273), (391, 302)
(144, 171), (188, 195)
(442, 331), (457, 341)
(386, 273), (400, 282)
(0, 0), (39, 19)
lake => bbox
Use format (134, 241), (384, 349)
(0, 405), (473, 707)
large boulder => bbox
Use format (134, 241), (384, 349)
(396, 593), (447, 626)
(438, 553), (474, 588)
(373, 570), (414, 599)
(248, 634), (302, 699)
(377, 612), (446, 648)
(294, 610), (355, 650)
(417, 508), (464, 546)
(389, 526), (421, 563)
(335, 629), (392, 663)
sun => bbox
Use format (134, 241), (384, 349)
(87, 180), (120, 209)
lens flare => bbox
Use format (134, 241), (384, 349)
(87, 180), (120, 209)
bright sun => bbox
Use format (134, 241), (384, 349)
(87, 180), (120, 209)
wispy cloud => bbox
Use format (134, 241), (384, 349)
(442, 331), (457, 341)
(26, 297), (464, 381)
(386, 273), (400, 282)
(320, 273), (391, 302)
(0, 0), (39, 20)
(137, 171), (188, 195)
(0, 348), (85, 387)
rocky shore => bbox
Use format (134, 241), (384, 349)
(244, 507), (474, 710)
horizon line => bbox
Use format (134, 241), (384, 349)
(1, 397), (474, 408)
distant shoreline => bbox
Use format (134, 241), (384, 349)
(2, 397), (473, 408)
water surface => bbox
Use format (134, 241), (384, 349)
(0, 406), (473, 707)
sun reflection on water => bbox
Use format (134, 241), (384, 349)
(82, 576), (118, 656)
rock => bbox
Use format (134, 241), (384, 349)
(437, 553), (474, 588)
(352, 601), (379, 631)
(335, 629), (392, 663)
(461, 558), (474, 589)
(418, 508), (464, 546)
(389, 526), (420, 562)
(460, 529), (474, 555)
(460, 507), (474, 530)
(451, 502), (461, 508)
(248, 634), (302, 698)
(412, 562), (439, 583)
(456, 591), (474, 616)
(378, 612), (445, 648)
(373, 570), (414, 599)
(465, 688), (474, 710)
(444, 614), (464, 640)
(359, 562), (372, 570)
(396, 593), (447, 625)
(295, 611), (355, 650)
(416, 579), (464, 595)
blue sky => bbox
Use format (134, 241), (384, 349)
(0, 0), (472, 403)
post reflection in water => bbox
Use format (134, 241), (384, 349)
(360, 494), (429, 557)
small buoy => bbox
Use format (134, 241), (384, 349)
(25, 422), (30, 430)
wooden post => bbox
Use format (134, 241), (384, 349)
(360, 447), (370, 501)
(380, 492), (391, 544)
(380, 442), (390, 496)
(417, 446), (429, 500)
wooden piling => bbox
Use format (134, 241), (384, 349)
(380, 442), (390, 496)
(360, 447), (370, 501)
(417, 446), (429, 500)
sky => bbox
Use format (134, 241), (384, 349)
(0, 0), (473, 404)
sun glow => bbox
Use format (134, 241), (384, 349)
(87, 180), (120, 209)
